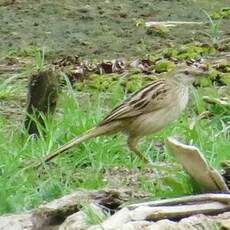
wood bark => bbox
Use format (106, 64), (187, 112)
(24, 69), (59, 136)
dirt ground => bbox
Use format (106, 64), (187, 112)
(0, 0), (229, 59)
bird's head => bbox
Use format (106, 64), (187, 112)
(172, 65), (209, 84)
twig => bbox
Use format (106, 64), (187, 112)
(145, 21), (204, 27)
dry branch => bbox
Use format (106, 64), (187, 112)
(145, 21), (204, 27)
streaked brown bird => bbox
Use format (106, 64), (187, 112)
(37, 66), (206, 166)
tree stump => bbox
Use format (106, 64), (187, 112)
(24, 69), (59, 136)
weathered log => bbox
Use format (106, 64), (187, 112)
(24, 69), (59, 136)
(132, 201), (229, 221)
(88, 194), (230, 230)
(128, 193), (230, 209)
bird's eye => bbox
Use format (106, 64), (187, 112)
(184, 70), (189, 75)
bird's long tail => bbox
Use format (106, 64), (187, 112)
(31, 123), (120, 169)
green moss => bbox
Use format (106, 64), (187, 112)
(177, 46), (203, 60)
(88, 75), (114, 91)
(125, 75), (143, 92)
(195, 76), (212, 87)
(155, 60), (176, 73)
(221, 73), (230, 85)
(216, 63), (230, 73)
(162, 48), (178, 59)
(146, 25), (169, 38)
(208, 70), (221, 81)
(73, 43), (224, 93)
(177, 45), (215, 60)
(76, 73), (157, 93)
(225, 66), (230, 72)
(123, 74), (157, 92)
(211, 7), (230, 20)
(194, 69), (230, 87)
(162, 44), (216, 60)
(193, 70), (230, 87)
(76, 74), (117, 91)
(129, 67), (143, 74)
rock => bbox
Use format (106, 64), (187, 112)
(59, 203), (107, 230)
(35, 189), (132, 228)
(147, 219), (178, 230)
(121, 221), (152, 230)
(0, 213), (39, 230)
(92, 207), (131, 229)
(59, 211), (88, 230)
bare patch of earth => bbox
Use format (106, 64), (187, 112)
(0, 0), (229, 59)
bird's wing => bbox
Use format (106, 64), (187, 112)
(100, 79), (171, 125)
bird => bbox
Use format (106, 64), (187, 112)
(34, 66), (206, 167)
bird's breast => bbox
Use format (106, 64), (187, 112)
(125, 86), (189, 137)
(176, 86), (189, 113)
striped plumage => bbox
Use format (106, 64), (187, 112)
(37, 67), (205, 166)
(100, 80), (168, 125)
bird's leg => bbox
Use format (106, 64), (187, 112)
(127, 136), (149, 163)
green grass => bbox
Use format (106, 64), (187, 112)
(0, 75), (229, 214)
(202, 9), (223, 45)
